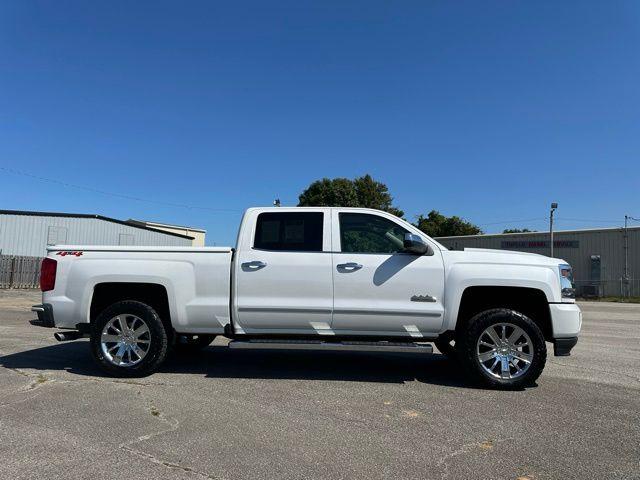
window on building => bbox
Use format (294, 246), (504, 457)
(119, 233), (135, 246)
(47, 226), (68, 245)
(254, 212), (323, 252)
(339, 213), (408, 254)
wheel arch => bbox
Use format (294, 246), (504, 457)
(89, 282), (173, 335)
(454, 286), (552, 342)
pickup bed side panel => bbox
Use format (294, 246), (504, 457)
(45, 250), (233, 333)
(442, 263), (560, 333)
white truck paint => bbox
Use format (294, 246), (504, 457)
(33, 207), (582, 387)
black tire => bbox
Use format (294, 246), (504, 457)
(434, 337), (457, 360)
(173, 334), (216, 353)
(90, 300), (169, 377)
(457, 308), (547, 390)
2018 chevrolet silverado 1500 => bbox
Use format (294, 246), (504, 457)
(30, 207), (581, 389)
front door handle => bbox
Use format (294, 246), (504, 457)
(241, 260), (267, 270)
(337, 262), (363, 271)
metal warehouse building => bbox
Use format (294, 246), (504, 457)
(436, 226), (640, 297)
(0, 209), (194, 258)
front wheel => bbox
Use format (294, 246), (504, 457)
(90, 300), (169, 377)
(458, 308), (547, 389)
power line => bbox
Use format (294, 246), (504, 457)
(557, 217), (621, 224)
(0, 166), (242, 213)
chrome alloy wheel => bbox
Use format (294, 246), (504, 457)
(476, 322), (533, 380)
(100, 314), (151, 367)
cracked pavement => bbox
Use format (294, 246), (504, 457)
(0, 290), (638, 479)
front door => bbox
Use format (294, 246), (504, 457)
(234, 210), (333, 334)
(331, 211), (445, 337)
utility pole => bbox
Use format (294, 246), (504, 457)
(549, 203), (558, 258)
(624, 215), (629, 297)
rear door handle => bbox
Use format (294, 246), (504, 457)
(337, 262), (363, 271)
(241, 260), (267, 270)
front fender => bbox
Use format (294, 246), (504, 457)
(442, 263), (560, 332)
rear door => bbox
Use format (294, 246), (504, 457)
(233, 209), (333, 334)
(331, 210), (445, 337)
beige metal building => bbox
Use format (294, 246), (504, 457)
(436, 226), (640, 297)
(127, 219), (206, 246)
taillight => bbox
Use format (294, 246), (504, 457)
(40, 258), (57, 292)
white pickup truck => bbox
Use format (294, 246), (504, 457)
(31, 207), (581, 389)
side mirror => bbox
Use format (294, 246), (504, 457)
(403, 233), (432, 255)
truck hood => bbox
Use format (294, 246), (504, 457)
(463, 247), (544, 258)
(441, 247), (565, 267)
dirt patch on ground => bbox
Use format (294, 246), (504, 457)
(0, 289), (41, 311)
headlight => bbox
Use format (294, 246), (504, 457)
(559, 264), (575, 299)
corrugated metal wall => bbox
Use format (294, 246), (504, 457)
(0, 213), (192, 257)
(436, 227), (640, 297)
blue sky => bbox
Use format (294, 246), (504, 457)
(1, 1), (639, 245)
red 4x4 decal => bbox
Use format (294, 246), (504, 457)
(55, 251), (83, 257)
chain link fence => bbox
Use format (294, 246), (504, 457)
(0, 255), (42, 289)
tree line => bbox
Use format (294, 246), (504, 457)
(297, 175), (534, 237)
(297, 174), (482, 237)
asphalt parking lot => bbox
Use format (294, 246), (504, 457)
(0, 290), (638, 480)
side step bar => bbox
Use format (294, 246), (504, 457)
(228, 339), (433, 354)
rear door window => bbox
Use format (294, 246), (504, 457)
(254, 212), (323, 252)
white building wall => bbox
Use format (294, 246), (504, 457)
(0, 212), (192, 257)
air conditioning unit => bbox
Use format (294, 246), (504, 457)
(581, 284), (600, 298)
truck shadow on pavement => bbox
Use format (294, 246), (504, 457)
(0, 340), (482, 389)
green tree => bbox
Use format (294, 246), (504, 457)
(414, 210), (482, 237)
(352, 174), (404, 217)
(298, 174), (404, 217)
(502, 228), (534, 234)
(297, 177), (358, 207)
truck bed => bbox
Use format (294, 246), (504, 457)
(44, 245), (234, 333)
(49, 245), (233, 253)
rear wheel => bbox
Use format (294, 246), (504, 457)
(458, 308), (546, 389)
(90, 300), (169, 377)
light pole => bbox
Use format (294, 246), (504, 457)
(549, 203), (558, 258)
(624, 215), (629, 297)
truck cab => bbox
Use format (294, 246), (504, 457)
(233, 207), (445, 337)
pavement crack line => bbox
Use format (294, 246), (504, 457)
(118, 406), (222, 480)
(120, 445), (221, 480)
(0, 367), (52, 408)
(0, 365), (216, 479)
(435, 437), (513, 480)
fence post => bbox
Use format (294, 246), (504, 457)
(0, 255), (42, 289)
(9, 257), (16, 288)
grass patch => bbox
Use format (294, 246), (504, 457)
(150, 406), (160, 417)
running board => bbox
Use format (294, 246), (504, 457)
(227, 339), (433, 354)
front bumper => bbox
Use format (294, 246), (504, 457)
(549, 302), (582, 356)
(30, 304), (55, 328)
